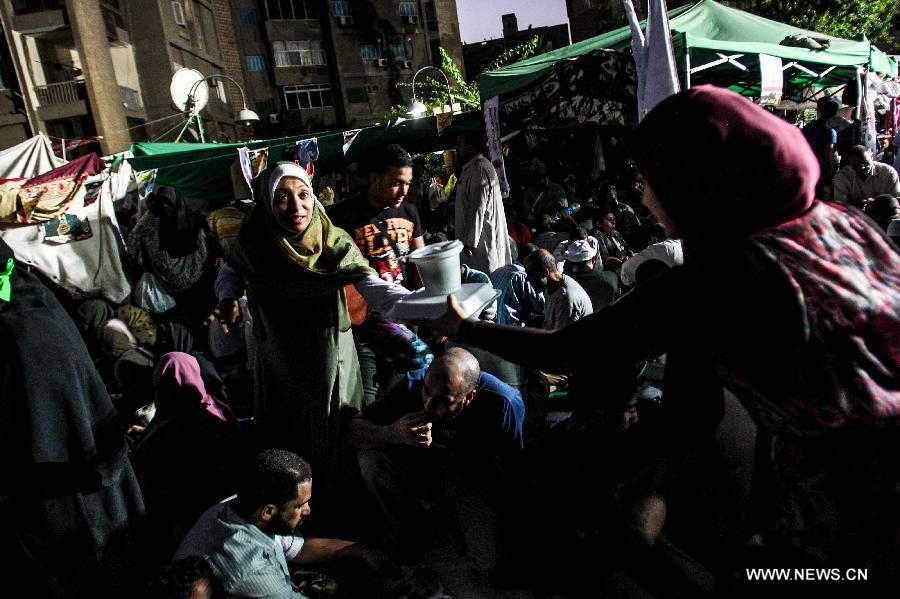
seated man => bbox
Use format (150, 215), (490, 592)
(525, 248), (592, 330)
(833, 145), (900, 206)
(563, 239), (619, 311)
(619, 226), (684, 289)
(490, 243), (543, 327)
(347, 348), (524, 580)
(175, 449), (383, 598)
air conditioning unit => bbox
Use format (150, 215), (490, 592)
(365, 84), (379, 94)
(337, 15), (353, 25)
(375, 58), (388, 68)
(269, 113), (280, 124)
(402, 15), (420, 25)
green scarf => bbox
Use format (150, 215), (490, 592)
(228, 163), (374, 328)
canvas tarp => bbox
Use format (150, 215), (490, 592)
(125, 111), (481, 206)
(0, 160), (133, 303)
(479, 0), (898, 100)
(0, 133), (65, 180)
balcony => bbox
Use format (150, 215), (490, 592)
(11, 0), (62, 15)
(35, 80), (88, 121)
(10, 0), (66, 34)
(36, 80), (84, 105)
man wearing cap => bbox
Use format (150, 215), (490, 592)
(833, 145), (900, 206)
(564, 239), (619, 312)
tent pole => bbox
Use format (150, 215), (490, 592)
(685, 52), (691, 89)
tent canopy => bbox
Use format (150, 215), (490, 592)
(479, 0), (897, 100)
(125, 111), (480, 205)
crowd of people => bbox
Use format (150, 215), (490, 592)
(1, 85), (898, 598)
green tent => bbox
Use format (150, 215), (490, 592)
(125, 111), (480, 205)
(479, 0), (897, 100)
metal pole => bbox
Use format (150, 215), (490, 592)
(684, 51), (691, 89)
(196, 114), (206, 143)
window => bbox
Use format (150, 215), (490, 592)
(283, 84), (333, 110)
(265, 0), (318, 20)
(246, 55), (267, 72)
(331, 1), (351, 17)
(198, 5), (219, 57)
(172, 1), (186, 26)
(272, 41), (327, 67)
(237, 9), (257, 26)
(193, 7), (204, 47)
(389, 43), (406, 59)
(255, 98), (276, 116)
(360, 44), (381, 60)
(347, 87), (369, 104)
(398, 2), (419, 17)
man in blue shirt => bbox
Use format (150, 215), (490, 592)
(802, 97), (840, 197)
(347, 348), (524, 581)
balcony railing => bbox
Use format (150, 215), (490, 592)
(11, 0), (63, 16)
(119, 86), (143, 111)
(35, 80), (84, 106)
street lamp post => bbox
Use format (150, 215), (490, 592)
(180, 74), (260, 142)
(407, 66), (455, 118)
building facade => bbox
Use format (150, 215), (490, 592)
(0, 0), (465, 153)
(242, 0), (464, 135)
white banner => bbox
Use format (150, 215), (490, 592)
(625, 0), (680, 120)
(483, 96), (510, 198)
(759, 54), (783, 106)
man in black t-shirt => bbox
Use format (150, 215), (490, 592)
(328, 144), (424, 286)
(328, 145), (426, 405)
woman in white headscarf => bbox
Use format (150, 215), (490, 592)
(209, 162), (407, 497)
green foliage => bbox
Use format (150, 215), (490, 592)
(384, 36), (541, 120)
(485, 35), (541, 73)
(753, 0), (898, 46)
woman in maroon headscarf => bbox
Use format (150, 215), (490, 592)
(131, 352), (250, 561)
(421, 86), (900, 586)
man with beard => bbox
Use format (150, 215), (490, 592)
(176, 450), (382, 597)
(347, 348), (523, 581)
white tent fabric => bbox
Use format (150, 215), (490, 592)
(625, 0), (681, 120)
(0, 162), (132, 303)
(0, 133), (65, 180)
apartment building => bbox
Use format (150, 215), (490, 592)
(0, 0), (247, 154)
(0, 1), (465, 152)
(238, 0), (464, 136)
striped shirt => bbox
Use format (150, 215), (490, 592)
(175, 499), (307, 598)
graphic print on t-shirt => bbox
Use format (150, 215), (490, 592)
(352, 217), (415, 283)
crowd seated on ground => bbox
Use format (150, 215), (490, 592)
(4, 87), (898, 599)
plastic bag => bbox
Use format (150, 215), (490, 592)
(427, 178), (446, 210)
(132, 271), (176, 314)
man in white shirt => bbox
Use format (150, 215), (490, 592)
(833, 145), (900, 206)
(455, 131), (513, 274)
